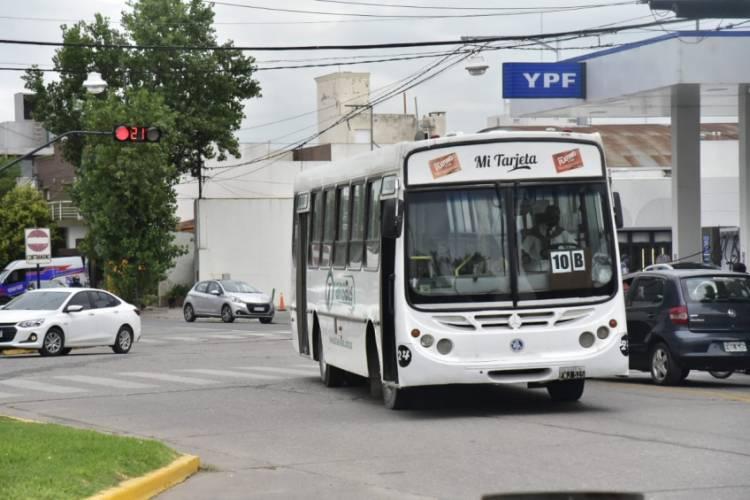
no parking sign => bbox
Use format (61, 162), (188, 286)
(25, 228), (51, 265)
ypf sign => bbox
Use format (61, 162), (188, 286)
(25, 228), (51, 265)
(502, 62), (586, 99)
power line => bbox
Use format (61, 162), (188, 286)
(310, 0), (632, 11)
(210, 0), (633, 19)
(0, 18), (689, 52)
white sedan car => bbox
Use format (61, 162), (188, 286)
(0, 288), (141, 356)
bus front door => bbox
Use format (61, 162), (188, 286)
(295, 212), (310, 355)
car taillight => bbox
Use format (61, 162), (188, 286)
(669, 306), (688, 325)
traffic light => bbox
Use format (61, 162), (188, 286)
(113, 125), (162, 143)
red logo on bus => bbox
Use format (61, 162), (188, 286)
(429, 152), (462, 179)
(552, 148), (584, 173)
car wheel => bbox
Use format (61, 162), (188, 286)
(221, 305), (235, 323)
(546, 379), (585, 402)
(650, 343), (683, 385)
(61, 348), (72, 355)
(39, 328), (65, 357)
(316, 329), (344, 387)
(709, 370), (733, 379)
(112, 326), (134, 354)
(183, 303), (196, 322)
(259, 317), (273, 324)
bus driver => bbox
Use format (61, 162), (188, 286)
(521, 204), (576, 272)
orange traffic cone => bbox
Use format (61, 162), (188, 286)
(278, 292), (287, 311)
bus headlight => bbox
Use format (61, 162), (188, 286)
(596, 326), (610, 340)
(420, 334), (434, 348)
(436, 338), (453, 355)
(579, 332), (595, 348)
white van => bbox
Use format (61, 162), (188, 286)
(0, 257), (88, 303)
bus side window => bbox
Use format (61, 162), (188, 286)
(321, 188), (337, 268)
(334, 185), (351, 269)
(309, 191), (324, 268)
(365, 178), (382, 271)
(349, 183), (365, 270)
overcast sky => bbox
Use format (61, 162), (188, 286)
(0, 0), (723, 144)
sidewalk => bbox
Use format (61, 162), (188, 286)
(140, 307), (185, 320)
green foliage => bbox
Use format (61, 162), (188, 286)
(76, 90), (184, 304)
(166, 282), (191, 307)
(0, 416), (177, 500)
(23, 0), (261, 172)
(0, 186), (55, 266)
(0, 158), (21, 197)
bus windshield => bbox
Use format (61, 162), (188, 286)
(406, 182), (616, 304)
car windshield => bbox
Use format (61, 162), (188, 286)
(0, 269), (9, 283)
(406, 182), (616, 304)
(3, 291), (71, 310)
(220, 281), (260, 293)
(682, 275), (750, 303)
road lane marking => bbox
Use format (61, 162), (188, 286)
(0, 379), (87, 394)
(235, 366), (319, 377)
(165, 336), (203, 342)
(205, 334), (244, 340)
(121, 372), (220, 385)
(599, 381), (750, 404)
(0, 392), (17, 399)
(53, 375), (156, 389)
(179, 369), (282, 380)
(138, 339), (166, 344)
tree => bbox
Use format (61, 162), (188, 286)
(0, 159), (21, 198)
(24, 0), (261, 175)
(76, 90), (184, 304)
(0, 185), (55, 266)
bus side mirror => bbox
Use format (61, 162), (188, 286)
(613, 192), (624, 229)
(382, 198), (403, 239)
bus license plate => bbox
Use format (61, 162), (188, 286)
(724, 342), (747, 353)
(559, 366), (585, 380)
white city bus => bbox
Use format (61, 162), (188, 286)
(291, 131), (628, 409)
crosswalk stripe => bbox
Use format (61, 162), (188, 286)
(179, 369), (282, 380)
(0, 392), (17, 398)
(291, 364), (318, 369)
(205, 334), (244, 340)
(53, 375), (155, 389)
(235, 366), (318, 377)
(139, 339), (166, 344)
(121, 372), (219, 385)
(0, 379), (87, 394)
(166, 336), (202, 342)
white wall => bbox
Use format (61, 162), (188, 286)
(196, 198), (293, 300)
(158, 232), (195, 303)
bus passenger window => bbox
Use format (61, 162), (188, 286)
(365, 178), (382, 271)
(309, 192), (324, 267)
(321, 188), (337, 268)
(334, 186), (351, 269)
(349, 183), (365, 269)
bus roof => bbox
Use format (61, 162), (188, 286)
(293, 130), (604, 192)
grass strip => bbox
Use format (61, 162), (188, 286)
(0, 416), (177, 500)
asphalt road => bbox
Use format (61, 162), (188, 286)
(1, 310), (749, 500)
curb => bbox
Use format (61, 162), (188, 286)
(89, 454), (200, 500)
(0, 348), (36, 356)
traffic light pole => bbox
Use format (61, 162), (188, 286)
(0, 130), (110, 174)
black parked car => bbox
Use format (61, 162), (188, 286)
(624, 269), (750, 384)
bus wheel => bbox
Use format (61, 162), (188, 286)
(316, 329), (344, 387)
(546, 379), (584, 402)
(383, 383), (410, 410)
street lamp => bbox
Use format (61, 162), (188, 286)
(83, 72), (107, 95)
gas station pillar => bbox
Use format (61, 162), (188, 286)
(739, 84), (750, 265)
(671, 84), (702, 263)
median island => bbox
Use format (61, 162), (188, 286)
(0, 416), (182, 499)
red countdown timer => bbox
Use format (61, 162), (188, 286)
(113, 125), (162, 143)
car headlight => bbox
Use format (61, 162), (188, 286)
(231, 296), (243, 304)
(18, 318), (45, 328)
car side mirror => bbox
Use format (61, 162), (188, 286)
(613, 192), (624, 229)
(209, 289), (221, 296)
(66, 304), (84, 313)
(381, 198), (403, 239)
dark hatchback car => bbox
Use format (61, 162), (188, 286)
(624, 269), (750, 384)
